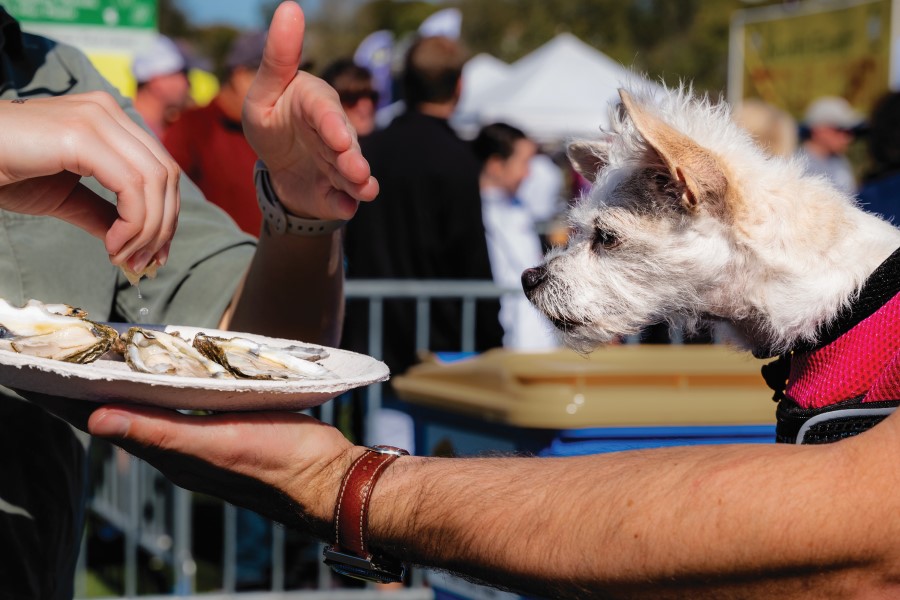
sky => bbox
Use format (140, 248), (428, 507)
(176, 0), (323, 30)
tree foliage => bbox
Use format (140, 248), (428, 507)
(310, 0), (783, 94)
(165, 0), (787, 94)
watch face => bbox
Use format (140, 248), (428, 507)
(329, 562), (404, 584)
(323, 546), (405, 584)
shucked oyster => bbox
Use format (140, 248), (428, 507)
(25, 299), (88, 319)
(123, 328), (232, 379)
(192, 333), (331, 380)
(0, 298), (117, 363)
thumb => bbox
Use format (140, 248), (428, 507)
(245, 1), (305, 114)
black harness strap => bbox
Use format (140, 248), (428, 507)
(776, 396), (899, 444)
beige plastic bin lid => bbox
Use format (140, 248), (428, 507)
(393, 345), (777, 429)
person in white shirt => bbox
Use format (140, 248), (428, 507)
(472, 122), (559, 350)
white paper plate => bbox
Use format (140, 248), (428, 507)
(0, 325), (389, 411)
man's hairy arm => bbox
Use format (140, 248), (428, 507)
(363, 419), (900, 599)
(88, 405), (900, 598)
(222, 229), (345, 345)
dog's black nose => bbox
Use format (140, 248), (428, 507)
(521, 266), (547, 295)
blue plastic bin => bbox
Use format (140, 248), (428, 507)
(392, 346), (778, 600)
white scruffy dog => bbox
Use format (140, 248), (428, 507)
(524, 85), (900, 357)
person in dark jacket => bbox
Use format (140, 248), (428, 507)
(343, 36), (502, 378)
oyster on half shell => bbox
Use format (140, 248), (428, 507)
(192, 333), (331, 380)
(0, 298), (117, 363)
(123, 328), (232, 379)
(25, 299), (89, 319)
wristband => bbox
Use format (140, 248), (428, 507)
(323, 445), (409, 583)
(254, 160), (346, 236)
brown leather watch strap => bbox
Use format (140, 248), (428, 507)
(333, 445), (408, 557)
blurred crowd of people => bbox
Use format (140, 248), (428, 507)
(733, 89), (900, 226)
(130, 29), (568, 366)
(127, 26), (900, 375)
(6, 0), (900, 593)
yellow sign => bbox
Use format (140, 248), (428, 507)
(737, 0), (892, 118)
(88, 51), (219, 106)
(13, 0), (219, 108)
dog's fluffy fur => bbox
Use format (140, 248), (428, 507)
(525, 83), (900, 356)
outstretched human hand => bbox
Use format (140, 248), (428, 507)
(243, 1), (378, 221)
(0, 92), (179, 274)
(87, 404), (357, 536)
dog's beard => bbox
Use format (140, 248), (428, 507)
(528, 259), (708, 352)
(528, 279), (642, 352)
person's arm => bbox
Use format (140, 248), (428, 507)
(372, 436), (898, 599)
(218, 1), (378, 345)
(86, 404), (900, 599)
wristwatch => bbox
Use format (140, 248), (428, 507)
(323, 445), (410, 583)
(254, 160), (346, 236)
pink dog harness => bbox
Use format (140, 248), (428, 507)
(787, 290), (900, 408)
(769, 247), (900, 444)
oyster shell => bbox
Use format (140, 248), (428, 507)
(0, 298), (117, 363)
(192, 333), (331, 380)
(25, 299), (88, 319)
(123, 328), (232, 379)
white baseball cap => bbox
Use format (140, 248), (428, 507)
(803, 96), (864, 130)
(132, 35), (186, 83)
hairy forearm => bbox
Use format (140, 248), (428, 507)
(224, 226), (344, 345)
(362, 432), (900, 599)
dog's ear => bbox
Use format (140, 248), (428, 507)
(567, 139), (610, 183)
(619, 89), (727, 212)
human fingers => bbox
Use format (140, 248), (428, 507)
(315, 109), (370, 185)
(92, 136), (166, 271)
(88, 405), (347, 483)
(84, 92), (181, 267)
(88, 405), (353, 529)
(245, 1), (304, 116)
(0, 94), (175, 269)
(284, 99), (378, 218)
(6, 94), (173, 268)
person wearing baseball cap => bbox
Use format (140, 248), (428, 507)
(797, 95), (865, 196)
(162, 31), (268, 236)
(131, 35), (192, 138)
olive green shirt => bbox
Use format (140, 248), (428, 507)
(0, 11), (256, 598)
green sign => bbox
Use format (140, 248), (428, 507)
(6, 0), (156, 29)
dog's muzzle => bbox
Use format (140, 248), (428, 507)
(521, 265), (548, 298)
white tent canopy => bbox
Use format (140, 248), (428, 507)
(454, 33), (655, 144)
(457, 53), (513, 113)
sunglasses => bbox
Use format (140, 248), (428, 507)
(341, 89), (379, 108)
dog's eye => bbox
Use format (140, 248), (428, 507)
(593, 227), (620, 251)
